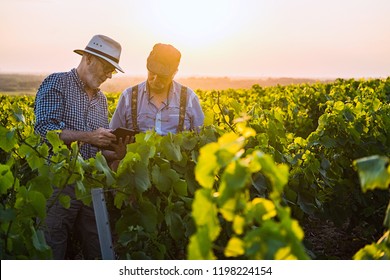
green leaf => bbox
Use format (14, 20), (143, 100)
(252, 151), (289, 196)
(46, 130), (65, 153)
(173, 179), (187, 196)
(95, 152), (115, 186)
(19, 144), (45, 170)
(0, 164), (14, 194)
(31, 226), (51, 252)
(195, 142), (219, 189)
(243, 222), (284, 259)
(136, 142), (156, 163)
(165, 209), (185, 241)
(219, 197), (237, 221)
(133, 162), (151, 193)
(320, 135), (337, 148)
(297, 193), (318, 215)
(138, 200), (158, 233)
(247, 198), (277, 223)
(25, 132), (42, 147)
(353, 242), (390, 260)
(218, 161), (249, 206)
(0, 208), (16, 223)
(28, 176), (53, 199)
(229, 98), (242, 114)
(192, 189), (220, 240)
(161, 134), (182, 162)
(0, 126), (17, 152)
(353, 155), (390, 192)
(59, 194), (71, 208)
(12, 104), (26, 123)
(188, 226), (216, 260)
(232, 215), (245, 235)
(182, 134), (198, 150)
(152, 162), (183, 193)
(152, 163), (172, 193)
(225, 236), (245, 257)
(113, 191), (127, 209)
(213, 104), (221, 113)
(216, 149), (235, 167)
(333, 101), (345, 112)
(218, 133), (245, 155)
(116, 151), (140, 187)
(203, 110), (215, 126)
(384, 202), (390, 229)
(28, 191), (47, 219)
(14, 186), (27, 209)
(75, 179), (86, 194)
(372, 98), (381, 112)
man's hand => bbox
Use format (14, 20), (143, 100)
(89, 128), (117, 148)
(110, 135), (132, 160)
(59, 128), (132, 168)
(102, 135), (133, 170)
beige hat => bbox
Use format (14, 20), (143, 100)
(74, 34), (124, 73)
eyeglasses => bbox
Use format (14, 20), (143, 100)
(95, 56), (117, 75)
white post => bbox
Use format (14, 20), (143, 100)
(91, 188), (115, 260)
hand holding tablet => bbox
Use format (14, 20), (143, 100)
(111, 127), (138, 144)
(103, 127), (138, 150)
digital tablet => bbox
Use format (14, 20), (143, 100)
(112, 127), (138, 143)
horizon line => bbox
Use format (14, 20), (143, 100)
(1, 71), (388, 81)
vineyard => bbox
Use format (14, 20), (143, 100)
(1, 78), (390, 260)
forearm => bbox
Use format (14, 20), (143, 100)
(59, 129), (93, 145)
(59, 128), (116, 148)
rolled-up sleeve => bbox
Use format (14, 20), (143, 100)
(110, 88), (131, 129)
(34, 74), (65, 137)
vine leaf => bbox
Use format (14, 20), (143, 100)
(0, 126), (17, 152)
(95, 152), (115, 186)
(0, 164), (14, 194)
(354, 155), (390, 192)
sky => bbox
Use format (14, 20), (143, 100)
(1, 0), (390, 79)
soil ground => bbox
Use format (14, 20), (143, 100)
(301, 217), (375, 259)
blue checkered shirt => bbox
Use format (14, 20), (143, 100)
(34, 68), (109, 159)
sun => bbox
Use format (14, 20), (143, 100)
(139, 0), (242, 48)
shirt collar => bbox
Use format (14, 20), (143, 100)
(145, 80), (179, 102)
(71, 68), (100, 97)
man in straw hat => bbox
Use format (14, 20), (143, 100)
(110, 43), (204, 135)
(34, 34), (130, 259)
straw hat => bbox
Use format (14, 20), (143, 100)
(74, 34), (124, 73)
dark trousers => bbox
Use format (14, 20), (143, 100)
(43, 185), (101, 259)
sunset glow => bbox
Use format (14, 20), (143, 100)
(1, 0), (389, 78)
(137, 0), (243, 48)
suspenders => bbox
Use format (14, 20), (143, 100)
(177, 85), (188, 133)
(131, 85), (139, 131)
(131, 84), (187, 133)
